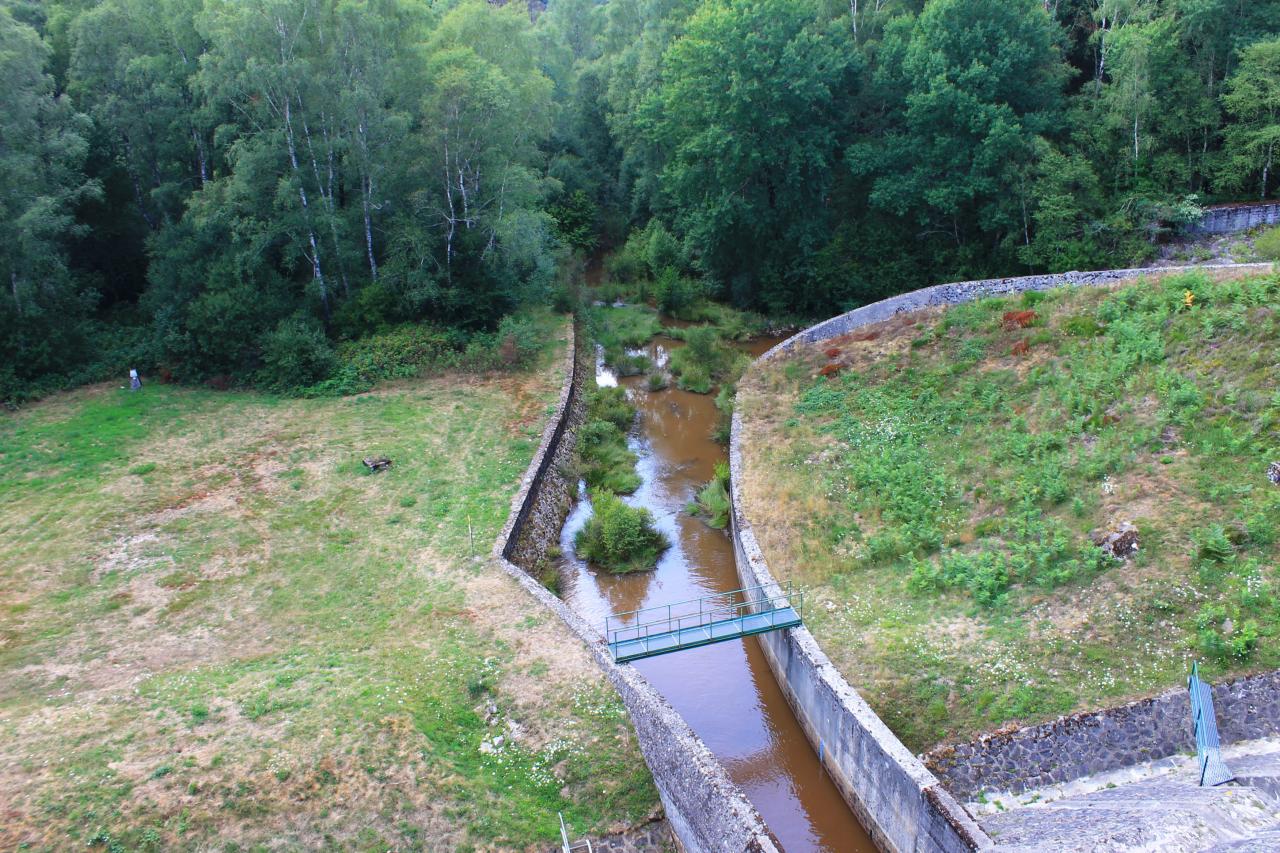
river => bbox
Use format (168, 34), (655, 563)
(558, 333), (876, 852)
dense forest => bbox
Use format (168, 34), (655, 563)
(3, 0), (1280, 401)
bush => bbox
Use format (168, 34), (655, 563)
(580, 387), (642, 494)
(655, 267), (701, 316)
(258, 316), (337, 392)
(1254, 225), (1280, 261)
(575, 491), (669, 573)
(460, 314), (544, 371)
(910, 551), (1011, 607)
(691, 462), (731, 528)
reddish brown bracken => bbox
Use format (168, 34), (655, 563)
(1002, 310), (1038, 330)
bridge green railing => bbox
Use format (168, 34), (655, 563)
(605, 582), (803, 663)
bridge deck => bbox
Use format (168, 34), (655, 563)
(606, 583), (803, 663)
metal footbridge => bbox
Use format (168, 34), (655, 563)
(606, 583), (804, 663)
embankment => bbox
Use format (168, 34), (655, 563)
(727, 262), (1274, 853)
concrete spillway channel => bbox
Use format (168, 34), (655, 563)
(557, 334), (876, 852)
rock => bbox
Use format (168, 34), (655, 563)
(1269, 461), (1280, 485)
(1091, 522), (1140, 559)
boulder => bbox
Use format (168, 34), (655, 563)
(1091, 521), (1140, 559)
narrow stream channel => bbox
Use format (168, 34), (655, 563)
(559, 334), (877, 852)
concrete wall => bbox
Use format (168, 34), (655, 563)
(925, 669), (1280, 801)
(494, 323), (781, 853)
(728, 438), (990, 853)
(764, 263), (1274, 363)
(1188, 202), (1280, 235)
(729, 262), (1275, 852)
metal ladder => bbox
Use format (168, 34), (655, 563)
(1188, 662), (1235, 787)
(559, 813), (593, 853)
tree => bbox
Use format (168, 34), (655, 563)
(1220, 38), (1280, 198)
(68, 0), (210, 231)
(402, 0), (555, 327)
(850, 0), (1068, 273)
(0, 7), (98, 399)
(644, 0), (860, 311)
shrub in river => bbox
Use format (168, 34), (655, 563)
(605, 347), (651, 377)
(691, 462), (732, 528)
(667, 326), (749, 394)
(575, 491), (669, 573)
(675, 362), (712, 393)
(588, 386), (633, 431)
(646, 372), (668, 391)
(655, 267), (701, 316)
(579, 388), (641, 494)
(589, 304), (662, 351)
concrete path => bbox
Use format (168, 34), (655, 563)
(978, 739), (1280, 851)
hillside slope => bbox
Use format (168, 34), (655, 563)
(737, 269), (1280, 751)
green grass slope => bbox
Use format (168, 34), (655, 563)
(0, 320), (657, 851)
(738, 269), (1280, 751)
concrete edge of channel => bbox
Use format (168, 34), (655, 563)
(492, 319), (782, 853)
(728, 261), (1277, 853)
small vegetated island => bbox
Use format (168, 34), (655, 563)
(737, 269), (1280, 752)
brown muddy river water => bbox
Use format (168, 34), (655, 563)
(560, 334), (876, 852)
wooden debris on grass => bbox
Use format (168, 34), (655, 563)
(363, 456), (393, 473)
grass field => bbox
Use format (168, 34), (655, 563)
(0, 316), (658, 851)
(738, 269), (1280, 752)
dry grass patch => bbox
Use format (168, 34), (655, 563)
(0, 319), (658, 851)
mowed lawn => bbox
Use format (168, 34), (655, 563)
(0, 320), (657, 851)
(738, 269), (1280, 752)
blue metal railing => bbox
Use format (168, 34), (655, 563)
(605, 582), (803, 663)
(1188, 661), (1234, 787)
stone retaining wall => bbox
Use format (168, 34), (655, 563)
(926, 666), (1280, 799)
(1189, 202), (1280, 234)
(731, 262), (1275, 852)
(925, 670), (1280, 801)
(495, 323), (780, 853)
